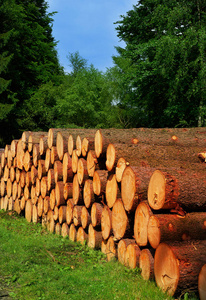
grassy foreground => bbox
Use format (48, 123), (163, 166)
(0, 211), (198, 300)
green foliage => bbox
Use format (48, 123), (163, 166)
(112, 0), (206, 128)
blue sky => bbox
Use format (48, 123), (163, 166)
(46, 1), (137, 73)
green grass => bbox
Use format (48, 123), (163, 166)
(0, 210), (199, 300)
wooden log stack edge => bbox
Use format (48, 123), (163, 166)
(0, 127), (206, 299)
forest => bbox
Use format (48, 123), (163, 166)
(1, 0), (206, 146)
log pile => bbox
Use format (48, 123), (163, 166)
(0, 127), (206, 299)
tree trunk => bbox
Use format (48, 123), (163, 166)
(199, 264), (206, 300)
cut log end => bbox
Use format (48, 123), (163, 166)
(139, 249), (154, 281)
(148, 170), (166, 210)
(106, 144), (116, 171)
(121, 166), (137, 212)
(147, 215), (160, 249)
(94, 129), (103, 158)
(116, 157), (128, 183)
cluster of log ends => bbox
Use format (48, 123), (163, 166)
(1, 127), (206, 299)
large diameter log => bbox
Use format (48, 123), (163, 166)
(105, 174), (121, 208)
(91, 202), (103, 227)
(55, 181), (66, 207)
(62, 152), (73, 183)
(134, 202), (153, 246)
(112, 199), (133, 241)
(101, 205), (112, 240)
(147, 212), (206, 249)
(121, 166), (153, 212)
(83, 179), (95, 208)
(154, 241), (206, 296)
(93, 170), (108, 196)
(88, 224), (102, 249)
(117, 239), (136, 265)
(148, 169), (206, 211)
(56, 131), (67, 161)
(77, 158), (89, 185)
(139, 248), (154, 281)
(199, 264), (206, 300)
(125, 243), (141, 269)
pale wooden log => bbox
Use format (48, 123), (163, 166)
(47, 169), (55, 191)
(101, 239), (107, 254)
(121, 166), (153, 212)
(51, 146), (58, 164)
(53, 206), (59, 221)
(38, 159), (46, 180)
(17, 183), (23, 199)
(25, 199), (33, 222)
(0, 197), (4, 210)
(83, 179), (95, 208)
(101, 205), (112, 240)
(3, 164), (9, 182)
(35, 178), (41, 197)
(93, 170), (108, 196)
(81, 206), (91, 229)
(46, 210), (55, 233)
(59, 206), (67, 224)
(21, 131), (33, 150)
(88, 224), (102, 249)
(20, 196), (26, 211)
(95, 129), (110, 159)
(139, 248), (155, 281)
(16, 139), (24, 169)
(54, 160), (63, 183)
(75, 135), (82, 157)
(154, 241), (206, 296)
(76, 226), (88, 245)
(63, 182), (73, 200)
(106, 174), (121, 208)
(199, 264), (206, 300)
(134, 202), (153, 246)
(3, 195), (9, 210)
(55, 222), (62, 235)
(31, 165), (38, 185)
(86, 150), (99, 177)
(28, 132), (47, 152)
(106, 236), (117, 262)
(73, 205), (84, 227)
(66, 199), (74, 225)
(39, 136), (48, 155)
(81, 137), (94, 157)
(117, 239), (136, 265)
(71, 150), (78, 173)
(25, 172), (32, 188)
(49, 189), (56, 210)
(10, 166), (16, 182)
(14, 199), (21, 215)
(147, 212), (206, 249)
(125, 242), (141, 269)
(33, 144), (41, 167)
(72, 174), (83, 205)
(77, 158), (89, 185)
(69, 223), (77, 242)
(12, 157), (17, 168)
(43, 196), (50, 214)
(55, 181), (66, 207)
(62, 222), (69, 237)
(68, 134), (74, 156)
(32, 205), (40, 223)
(8, 197), (14, 211)
(1, 151), (6, 169)
(31, 185), (37, 205)
(91, 202), (104, 228)
(37, 195), (44, 217)
(41, 176), (49, 198)
(45, 148), (52, 171)
(10, 139), (18, 158)
(116, 157), (129, 183)
(56, 131), (68, 161)
(4, 145), (10, 158)
(7, 150), (13, 168)
(48, 128), (59, 149)
(23, 185), (30, 201)
(62, 152), (73, 183)
(16, 168), (21, 183)
(6, 178), (12, 198)
(106, 143), (119, 172)
(20, 170), (26, 188)
(41, 213), (47, 228)
(0, 177), (6, 197)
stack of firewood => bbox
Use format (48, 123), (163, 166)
(0, 127), (206, 299)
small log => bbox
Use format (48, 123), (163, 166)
(83, 179), (95, 208)
(81, 137), (94, 157)
(66, 199), (74, 225)
(31, 165), (38, 185)
(55, 222), (62, 235)
(23, 185), (30, 200)
(87, 150), (99, 177)
(72, 150), (78, 173)
(20, 196), (26, 211)
(51, 146), (58, 164)
(28, 132), (47, 152)
(59, 206), (67, 224)
(116, 157), (129, 183)
(21, 131), (31, 150)
(41, 213), (47, 228)
(25, 199), (33, 222)
(62, 152), (73, 183)
(23, 150), (32, 172)
(55, 181), (66, 207)
(16, 168), (21, 183)
(43, 196), (50, 214)
(31, 185), (37, 205)
(4, 144), (10, 158)
(20, 170), (26, 188)
(25, 172), (32, 188)
(11, 180), (17, 200)
(49, 189), (56, 210)
(69, 223), (77, 242)
(106, 143), (118, 172)
(199, 264), (206, 300)
(0, 177), (6, 197)
(101, 205), (112, 240)
(14, 199), (21, 215)
(154, 241), (206, 296)
(39, 136), (48, 155)
(46, 210), (55, 233)
(73, 205), (84, 227)
(56, 131), (67, 161)
(47, 169), (55, 191)
(121, 166), (153, 212)
(117, 239), (136, 265)
(38, 159), (47, 180)
(112, 199), (133, 241)
(81, 206), (91, 229)
(54, 160), (63, 183)
(93, 170), (108, 196)
(1, 152), (6, 169)
(88, 224), (102, 249)
(75, 135), (82, 157)
(101, 239), (107, 254)
(62, 223), (69, 237)
(33, 144), (41, 167)
(8, 197), (14, 211)
(139, 248), (154, 280)
(3, 165), (9, 182)
(106, 236), (117, 262)
(16, 139), (24, 169)
(134, 202), (153, 246)
(41, 176), (49, 198)
(72, 174), (83, 205)
(63, 182), (73, 200)
(6, 178), (12, 198)
(35, 178), (41, 197)
(53, 206), (59, 221)
(7, 150), (13, 168)
(147, 212), (206, 249)
(37, 195), (44, 217)
(105, 174), (121, 208)
(10, 139), (18, 158)
(125, 242), (141, 269)
(95, 129), (110, 158)
(77, 158), (89, 185)
(17, 183), (23, 199)
(76, 226), (88, 245)
(91, 202), (104, 228)
(68, 134), (75, 156)
(45, 148), (52, 171)
(32, 205), (40, 223)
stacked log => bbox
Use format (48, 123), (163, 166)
(0, 127), (206, 299)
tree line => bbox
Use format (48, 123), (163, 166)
(1, 0), (206, 146)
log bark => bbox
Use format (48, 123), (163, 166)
(91, 202), (104, 228)
(83, 179), (95, 208)
(154, 240), (206, 296)
(134, 202), (153, 246)
(93, 170), (108, 196)
(62, 152), (73, 183)
(199, 264), (206, 300)
(81, 206), (91, 229)
(117, 239), (136, 265)
(148, 169), (206, 211)
(139, 248), (154, 280)
(88, 224), (102, 249)
(147, 212), (206, 249)
(121, 166), (154, 212)
(125, 242), (141, 269)
(101, 205), (112, 240)
(112, 199), (133, 241)
(105, 174), (121, 208)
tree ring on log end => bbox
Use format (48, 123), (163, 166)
(147, 215), (161, 249)
(154, 243), (179, 296)
(94, 130), (102, 158)
(148, 170), (166, 210)
(198, 264), (206, 300)
(106, 144), (116, 171)
(121, 166), (136, 211)
(106, 174), (118, 208)
(112, 199), (128, 240)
